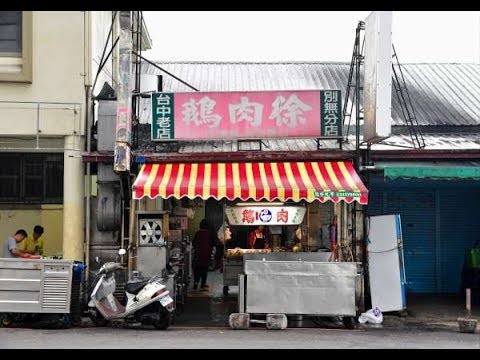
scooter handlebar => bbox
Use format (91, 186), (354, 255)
(98, 262), (123, 275)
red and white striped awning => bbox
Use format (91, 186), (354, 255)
(132, 161), (368, 204)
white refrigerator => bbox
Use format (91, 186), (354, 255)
(367, 214), (407, 312)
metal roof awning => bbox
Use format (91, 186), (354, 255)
(376, 160), (480, 180)
(132, 161), (368, 204)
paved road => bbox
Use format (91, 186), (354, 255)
(1, 326), (479, 349)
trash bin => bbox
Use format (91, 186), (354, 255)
(70, 262), (84, 325)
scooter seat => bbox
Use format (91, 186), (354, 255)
(125, 280), (149, 295)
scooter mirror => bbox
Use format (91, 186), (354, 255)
(95, 256), (100, 263)
(118, 249), (127, 256)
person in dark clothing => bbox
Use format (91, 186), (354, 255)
(192, 219), (214, 291)
(248, 225), (270, 249)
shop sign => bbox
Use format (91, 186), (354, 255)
(151, 93), (175, 140)
(315, 191), (362, 198)
(225, 206), (306, 226)
(151, 90), (342, 141)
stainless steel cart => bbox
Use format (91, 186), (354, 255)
(232, 253), (361, 329)
(222, 249), (271, 296)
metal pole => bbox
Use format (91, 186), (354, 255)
(352, 201), (357, 261)
(120, 198), (125, 263)
(84, 92), (93, 280)
(355, 27), (361, 155)
(36, 103), (40, 149)
(466, 288), (472, 318)
(128, 197), (137, 280)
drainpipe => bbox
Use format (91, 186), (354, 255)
(84, 11), (93, 277)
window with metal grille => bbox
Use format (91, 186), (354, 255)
(0, 153), (63, 204)
(0, 11), (22, 56)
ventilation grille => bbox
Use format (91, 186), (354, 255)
(42, 277), (70, 311)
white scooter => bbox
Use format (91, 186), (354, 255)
(87, 249), (174, 330)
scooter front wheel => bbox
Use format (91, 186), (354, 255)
(89, 309), (108, 327)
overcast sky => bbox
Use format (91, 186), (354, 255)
(142, 11), (480, 63)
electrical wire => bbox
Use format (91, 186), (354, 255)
(367, 246), (401, 254)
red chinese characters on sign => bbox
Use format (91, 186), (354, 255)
(242, 209), (255, 224)
(277, 208), (289, 223)
(226, 206), (306, 226)
(173, 90), (322, 140)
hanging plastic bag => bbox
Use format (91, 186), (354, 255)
(358, 307), (383, 324)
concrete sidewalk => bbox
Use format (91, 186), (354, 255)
(8, 268), (480, 334)
(381, 295), (480, 332)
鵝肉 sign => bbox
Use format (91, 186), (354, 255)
(225, 205), (306, 226)
(151, 90), (342, 141)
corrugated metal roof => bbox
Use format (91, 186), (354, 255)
(139, 61), (480, 127)
(364, 133), (480, 151)
(135, 123), (480, 153)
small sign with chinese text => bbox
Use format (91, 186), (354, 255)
(321, 90), (343, 138)
(152, 93), (175, 141)
(315, 191), (361, 198)
(151, 90), (342, 141)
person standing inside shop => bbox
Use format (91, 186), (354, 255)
(192, 219), (214, 291)
(248, 225), (270, 249)
(20, 225), (45, 256)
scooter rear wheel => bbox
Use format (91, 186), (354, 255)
(1, 313), (14, 327)
(154, 310), (171, 330)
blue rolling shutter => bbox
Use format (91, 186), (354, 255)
(383, 189), (436, 293)
(366, 188), (384, 216)
(367, 176), (437, 293)
(439, 189), (480, 294)
(368, 175), (480, 295)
